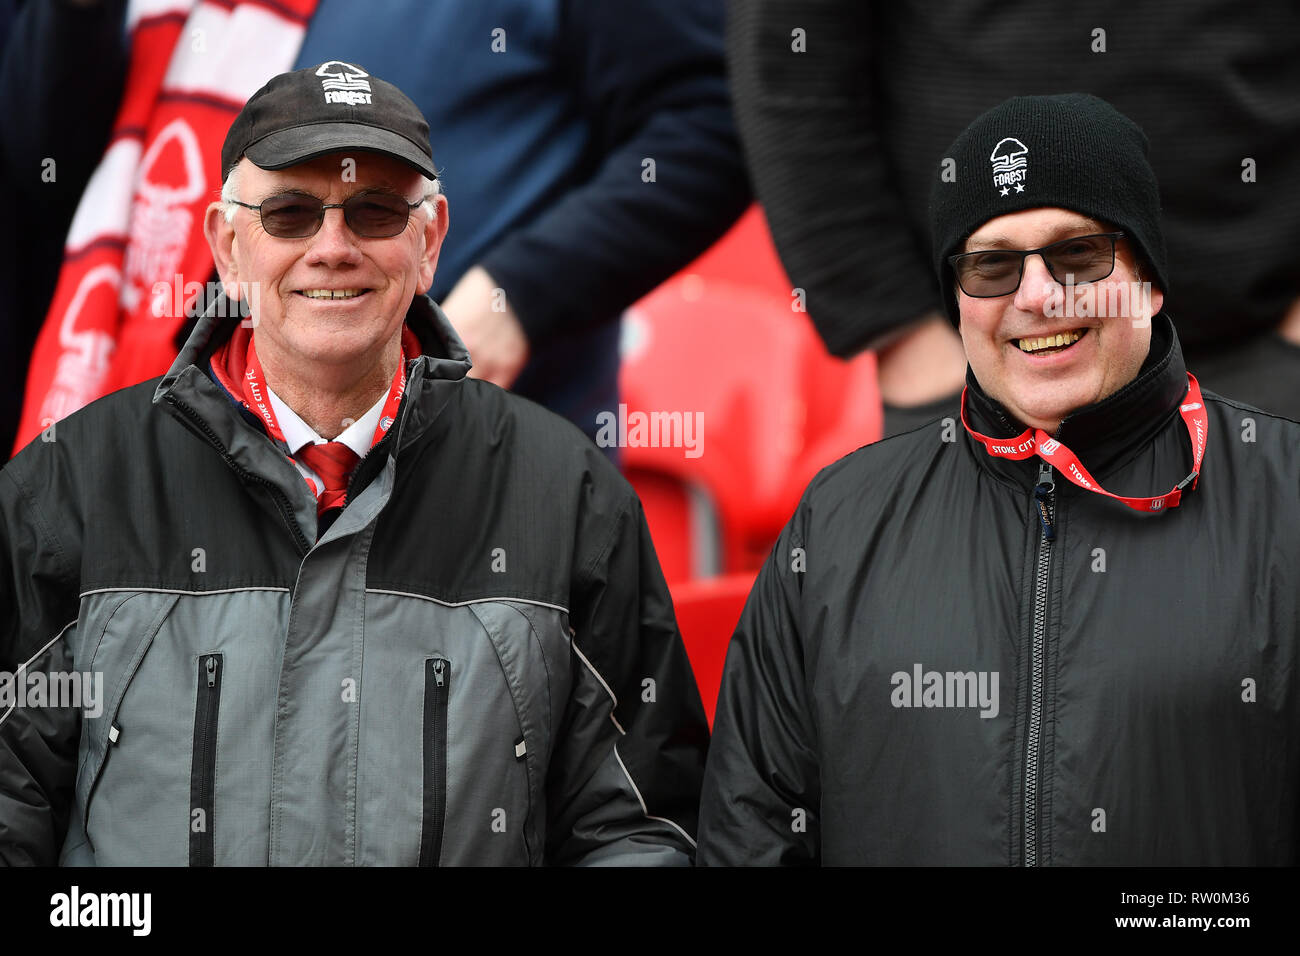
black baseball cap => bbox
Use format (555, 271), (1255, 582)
(221, 61), (437, 181)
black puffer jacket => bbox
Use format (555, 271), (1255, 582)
(698, 315), (1300, 865)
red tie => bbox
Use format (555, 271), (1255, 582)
(296, 442), (361, 516)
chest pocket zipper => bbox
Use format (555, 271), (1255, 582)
(190, 653), (224, 866)
(419, 657), (450, 866)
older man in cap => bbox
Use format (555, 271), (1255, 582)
(697, 94), (1300, 866)
(0, 64), (707, 866)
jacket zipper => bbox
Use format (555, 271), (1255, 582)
(164, 395), (311, 556)
(1024, 463), (1055, 866)
(343, 357), (423, 508)
(419, 657), (450, 866)
(342, 422), (395, 509)
(190, 653), (223, 867)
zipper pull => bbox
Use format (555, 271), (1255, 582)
(433, 659), (446, 687)
(1035, 461), (1054, 491)
(1033, 463), (1056, 541)
(206, 655), (217, 687)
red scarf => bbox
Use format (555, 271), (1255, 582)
(12, 0), (319, 456)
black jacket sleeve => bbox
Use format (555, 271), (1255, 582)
(479, 0), (751, 349)
(697, 498), (820, 865)
(0, 455), (83, 864)
(726, 0), (939, 357)
(545, 484), (710, 865)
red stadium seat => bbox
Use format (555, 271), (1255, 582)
(620, 208), (881, 582)
(628, 470), (694, 587)
(670, 572), (755, 728)
(680, 205), (791, 296)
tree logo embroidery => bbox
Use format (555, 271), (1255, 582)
(990, 137), (1029, 196)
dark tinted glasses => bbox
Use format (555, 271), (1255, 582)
(948, 232), (1125, 298)
(228, 191), (426, 239)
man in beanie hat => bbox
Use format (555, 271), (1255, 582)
(0, 64), (708, 866)
(697, 94), (1300, 865)
(931, 94), (1169, 437)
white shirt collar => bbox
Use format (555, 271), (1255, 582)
(266, 385), (387, 459)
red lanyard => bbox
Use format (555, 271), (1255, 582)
(242, 335), (407, 453)
(961, 373), (1207, 513)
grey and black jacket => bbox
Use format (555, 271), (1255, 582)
(698, 315), (1300, 865)
(0, 294), (708, 866)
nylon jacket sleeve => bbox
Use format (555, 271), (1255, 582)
(696, 502), (820, 865)
(478, 0), (750, 350)
(0, 457), (83, 865)
(544, 492), (709, 865)
(726, 0), (938, 357)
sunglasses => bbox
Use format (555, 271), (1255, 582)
(948, 232), (1125, 298)
(228, 191), (427, 239)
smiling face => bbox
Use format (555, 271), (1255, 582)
(956, 207), (1163, 433)
(206, 153), (447, 377)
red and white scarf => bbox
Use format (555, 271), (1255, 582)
(13, 0), (319, 455)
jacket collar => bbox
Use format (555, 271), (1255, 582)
(154, 292), (472, 445)
(155, 291), (472, 401)
(962, 312), (1188, 488)
(151, 293), (474, 545)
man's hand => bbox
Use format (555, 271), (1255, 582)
(440, 266), (530, 388)
(1280, 293), (1300, 347)
(875, 312), (968, 406)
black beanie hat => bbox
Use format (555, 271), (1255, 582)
(929, 93), (1168, 326)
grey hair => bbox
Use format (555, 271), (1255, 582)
(220, 165), (242, 223)
(221, 162), (442, 224)
(417, 175), (442, 217)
